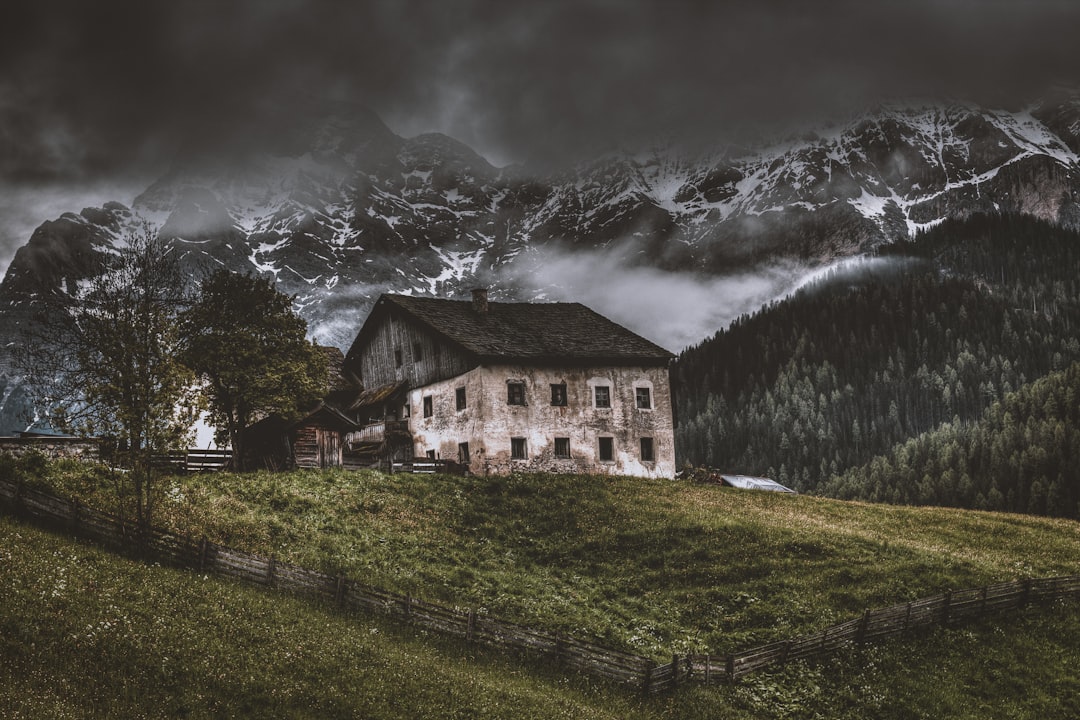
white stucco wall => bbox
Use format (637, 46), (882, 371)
(407, 363), (675, 478)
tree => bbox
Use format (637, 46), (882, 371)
(181, 271), (327, 470)
(18, 223), (197, 530)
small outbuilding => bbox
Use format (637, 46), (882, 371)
(719, 474), (796, 494)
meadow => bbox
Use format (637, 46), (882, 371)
(12, 453), (1080, 660)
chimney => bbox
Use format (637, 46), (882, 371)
(471, 288), (489, 315)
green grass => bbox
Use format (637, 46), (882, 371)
(4, 513), (1080, 719)
(18, 455), (1080, 660)
(0, 514), (675, 719)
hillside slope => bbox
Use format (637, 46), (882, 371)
(19, 457), (1080, 658)
(672, 213), (1080, 514)
(4, 476), (1080, 719)
(822, 362), (1080, 515)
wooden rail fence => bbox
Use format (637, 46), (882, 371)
(151, 448), (233, 473)
(2, 476), (1078, 694)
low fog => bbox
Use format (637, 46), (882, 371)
(512, 245), (825, 352)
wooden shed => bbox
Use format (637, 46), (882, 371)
(242, 403), (362, 471)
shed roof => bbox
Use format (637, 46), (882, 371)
(720, 475), (797, 494)
(347, 294), (673, 366)
(346, 380), (407, 413)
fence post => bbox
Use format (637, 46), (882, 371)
(942, 590), (952, 627)
(1021, 578), (1033, 608)
(267, 555), (276, 587)
(857, 609), (870, 644)
(70, 498), (79, 533)
(903, 601), (912, 631)
(199, 537), (208, 571)
(726, 654), (735, 682)
(336, 575), (346, 608)
(704, 654), (711, 685)
(642, 660), (655, 695)
(467, 609), (476, 642)
(672, 654), (679, 687)
(980, 585), (988, 616)
(555, 633), (566, 664)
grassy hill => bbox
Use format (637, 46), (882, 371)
(4, 464), (1080, 718)
(15, 456), (1080, 658)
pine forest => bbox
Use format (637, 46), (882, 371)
(672, 213), (1080, 517)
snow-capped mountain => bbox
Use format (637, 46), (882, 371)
(3, 93), (1080, 431)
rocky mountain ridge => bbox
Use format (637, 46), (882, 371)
(3, 93), (1080, 431)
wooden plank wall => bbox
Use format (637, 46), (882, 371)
(355, 310), (475, 390)
(2, 476), (1078, 695)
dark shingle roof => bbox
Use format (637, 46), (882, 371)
(356, 294), (673, 365)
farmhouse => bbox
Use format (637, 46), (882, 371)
(342, 290), (677, 478)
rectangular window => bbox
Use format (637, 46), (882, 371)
(594, 386), (611, 408)
(511, 437), (527, 460)
(458, 442), (470, 464)
(402, 402), (411, 418)
(507, 381), (526, 406)
(423, 395), (433, 418)
(425, 449), (436, 460)
(456, 387), (467, 411)
(550, 383), (567, 406)
(598, 436), (614, 462)
(636, 387), (652, 409)
(413, 342), (423, 362)
(554, 437), (570, 459)
(640, 437), (655, 462)
(394, 349), (403, 368)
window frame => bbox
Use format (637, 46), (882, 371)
(554, 436), (571, 459)
(594, 385), (611, 409)
(456, 386), (467, 411)
(511, 437), (528, 460)
(550, 383), (568, 407)
(458, 442), (470, 464)
(640, 437), (655, 463)
(507, 381), (526, 406)
(598, 436), (614, 462)
(635, 386), (652, 410)
(422, 395), (433, 418)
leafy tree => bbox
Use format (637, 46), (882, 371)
(181, 271), (327, 470)
(17, 224), (197, 529)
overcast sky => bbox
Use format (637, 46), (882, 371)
(2, 0), (1079, 277)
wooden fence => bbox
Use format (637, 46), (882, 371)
(151, 448), (233, 473)
(1, 476), (1078, 694)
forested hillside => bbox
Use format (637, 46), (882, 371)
(672, 214), (1080, 515)
(821, 362), (1080, 516)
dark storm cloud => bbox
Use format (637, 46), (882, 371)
(2, 0), (1079, 182)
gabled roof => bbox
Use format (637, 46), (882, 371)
(347, 294), (674, 366)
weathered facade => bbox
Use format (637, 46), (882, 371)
(344, 291), (677, 478)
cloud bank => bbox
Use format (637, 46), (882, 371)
(513, 244), (817, 352)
